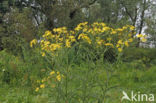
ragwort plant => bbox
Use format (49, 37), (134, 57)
(30, 22), (147, 103)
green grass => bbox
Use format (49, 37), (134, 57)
(0, 63), (155, 103)
(0, 47), (156, 103)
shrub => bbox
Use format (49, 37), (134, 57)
(29, 22), (148, 102)
(123, 47), (156, 66)
(0, 49), (51, 86)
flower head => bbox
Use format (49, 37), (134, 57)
(50, 71), (55, 75)
(35, 87), (39, 92)
(40, 84), (45, 88)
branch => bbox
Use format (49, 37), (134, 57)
(139, 0), (146, 34)
(81, 0), (98, 8)
(89, 0), (97, 6)
(133, 7), (138, 26)
(69, 0), (97, 19)
(120, 1), (134, 22)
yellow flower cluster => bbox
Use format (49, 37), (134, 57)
(96, 39), (104, 46)
(105, 43), (114, 48)
(53, 27), (68, 34)
(30, 22), (145, 55)
(30, 39), (37, 47)
(35, 70), (64, 92)
(116, 38), (133, 52)
(78, 33), (92, 44)
(136, 34), (147, 42)
(74, 22), (88, 31)
(40, 40), (62, 55)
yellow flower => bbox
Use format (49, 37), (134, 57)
(59, 38), (63, 42)
(78, 33), (85, 40)
(118, 48), (122, 52)
(42, 30), (52, 39)
(30, 39), (37, 47)
(50, 43), (61, 51)
(129, 26), (135, 30)
(122, 26), (128, 30)
(100, 22), (106, 27)
(116, 28), (123, 32)
(69, 36), (76, 42)
(107, 37), (112, 41)
(111, 30), (117, 34)
(105, 43), (114, 48)
(56, 75), (61, 81)
(41, 52), (45, 57)
(128, 33), (132, 37)
(117, 40), (123, 44)
(43, 30), (52, 36)
(57, 71), (60, 75)
(74, 25), (82, 31)
(50, 71), (55, 75)
(116, 44), (120, 48)
(141, 38), (147, 42)
(70, 30), (75, 34)
(84, 36), (92, 44)
(136, 34), (143, 38)
(97, 40), (104, 45)
(41, 78), (46, 83)
(35, 87), (39, 92)
(78, 34), (91, 44)
(128, 38), (133, 42)
(53, 28), (64, 33)
(102, 27), (110, 32)
(44, 41), (50, 46)
(62, 26), (67, 30)
(83, 28), (88, 32)
(124, 41), (129, 47)
(65, 40), (71, 48)
(40, 84), (45, 88)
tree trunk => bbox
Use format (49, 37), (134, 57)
(137, 0), (146, 47)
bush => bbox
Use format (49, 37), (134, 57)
(0, 49), (50, 86)
(28, 22), (147, 102)
(123, 47), (156, 65)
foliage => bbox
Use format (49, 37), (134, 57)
(0, 8), (36, 54)
(0, 49), (49, 86)
(123, 47), (156, 63)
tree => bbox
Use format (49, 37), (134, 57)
(1, 8), (37, 54)
(144, 1), (156, 47)
(22, 0), (98, 29)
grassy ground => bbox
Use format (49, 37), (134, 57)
(0, 63), (155, 103)
(0, 47), (156, 103)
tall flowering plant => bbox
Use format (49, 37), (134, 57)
(30, 22), (146, 62)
